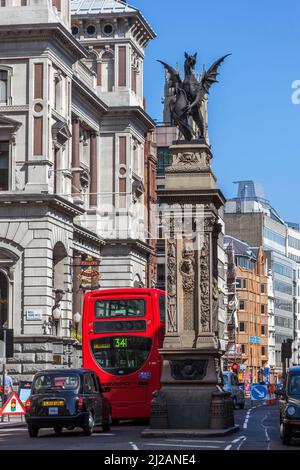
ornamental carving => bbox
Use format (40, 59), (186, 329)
(180, 239), (195, 331)
(212, 277), (220, 334)
(166, 150), (211, 173)
(200, 233), (210, 332)
(180, 240), (195, 293)
(167, 239), (177, 333)
(170, 359), (208, 381)
(204, 216), (217, 231)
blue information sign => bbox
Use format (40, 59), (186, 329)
(250, 384), (268, 401)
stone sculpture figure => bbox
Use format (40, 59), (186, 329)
(158, 52), (230, 141)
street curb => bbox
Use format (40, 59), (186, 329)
(141, 424), (240, 438)
(0, 422), (26, 429)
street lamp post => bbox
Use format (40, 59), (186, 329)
(73, 312), (82, 339)
(52, 307), (61, 336)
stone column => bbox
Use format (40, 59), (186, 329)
(89, 133), (98, 207)
(72, 118), (80, 195)
(146, 139), (237, 434)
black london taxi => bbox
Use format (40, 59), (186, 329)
(279, 366), (300, 445)
(25, 369), (112, 438)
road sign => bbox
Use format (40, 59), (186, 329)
(250, 384), (268, 401)
(0, 392), (25, 415)
(250, 336), (261, 345)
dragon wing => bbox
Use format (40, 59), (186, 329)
(157, 60), (182, 87)
(200, 54), (231, 95)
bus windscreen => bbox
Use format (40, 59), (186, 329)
(90, 336), (152, 376)
(95, 299), (146, 318)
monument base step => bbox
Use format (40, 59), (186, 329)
(141, 425), (239, 438)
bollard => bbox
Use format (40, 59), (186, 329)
(209, 391), (233, 429)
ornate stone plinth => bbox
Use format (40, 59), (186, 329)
(144, 140), (237, 435)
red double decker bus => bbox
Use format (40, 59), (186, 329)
(82, 288), (165, 420)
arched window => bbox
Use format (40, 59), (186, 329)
(53, 242), (67, 291)
(0, 70), (8, 104)
(101, 51), (114, 92)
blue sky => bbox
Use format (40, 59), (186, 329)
(132, 0), (300, 223)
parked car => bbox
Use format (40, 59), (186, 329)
(279, 366), (300, 445)
(222, 371), (245, 409)
(25, 369), (112, 438)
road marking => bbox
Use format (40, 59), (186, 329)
(145, 443), (220, 449)
(261, 413), (271, 450)
(225, 435), (247, 451)
(0, 428), (26, 432)
(237, 437), (247, 450)
(165, 439), (226, 443)
(129, 442), (139, 451)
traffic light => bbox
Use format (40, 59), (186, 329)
(0, 329), (14, 358)
(232, 363), (239, 373)
(281, 339), (293, 359)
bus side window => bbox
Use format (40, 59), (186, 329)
(159, 295), (166, 322)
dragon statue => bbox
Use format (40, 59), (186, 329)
(158, 52), (230, 141)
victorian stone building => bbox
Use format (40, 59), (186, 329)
(0, 0), (156, 381)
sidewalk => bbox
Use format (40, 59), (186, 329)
(0, 415), (26, 429)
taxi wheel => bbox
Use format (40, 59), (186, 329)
(28, 425), (39, 438)
(102, 412), (112, 432)
(54, 426), (63, 435)
(83, 411), (95, 436)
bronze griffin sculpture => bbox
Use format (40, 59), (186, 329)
(158, 52), (230, 141)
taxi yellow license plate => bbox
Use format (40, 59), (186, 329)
(43, 401), (64, 407)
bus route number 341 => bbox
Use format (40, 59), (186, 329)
(114, 338), (128, 349)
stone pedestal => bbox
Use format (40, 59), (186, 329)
(144, 140), (238, 435)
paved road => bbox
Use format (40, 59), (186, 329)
(1, 401), (300, 450)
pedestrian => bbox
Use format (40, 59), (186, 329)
(1, 370), (14, 404)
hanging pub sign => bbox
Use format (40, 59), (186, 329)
(79, 256), (100, 290)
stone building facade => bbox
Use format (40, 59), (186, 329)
(0, 0), (157, 382)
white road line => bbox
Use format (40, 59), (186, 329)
(261, 413), (271, 450)
(231, 438), (242, 444)
(129, 442), (139, 451)
(225, 435), (247, 451)
(145, 443), (220, 449)
(237, 437), (247, 450)
(243, 423), (248, 429)
(0, 428), (26, 432)
(165, 439), (226, 443)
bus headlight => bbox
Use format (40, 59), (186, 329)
(286, 405), (296, 417)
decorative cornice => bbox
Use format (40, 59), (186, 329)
(107, 106), (156, 130)
(0, 106), (29, 113)
(0, 23), (88, 62)
(72, 75), (108, 115)
(105, 238), (155, 256)
(0, 193), (85, 218)
(74, 223), (106, 247)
